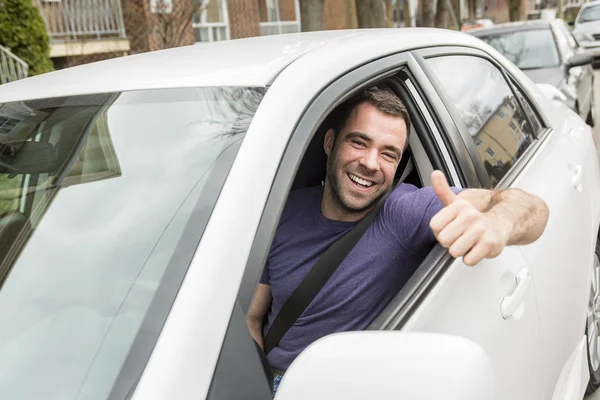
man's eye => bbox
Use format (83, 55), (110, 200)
(351, 140), (365, 147)
(383, 153), (397, 160)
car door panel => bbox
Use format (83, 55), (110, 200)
(397, 51), (543, 400)
(403, 247), (541, 400)
(509, 115), (593, 399)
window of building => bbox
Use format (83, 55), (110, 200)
(193, 0), (230, 43)
(426, 55), (536, 186)
(259, 0), (301, 36)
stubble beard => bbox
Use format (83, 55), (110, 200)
(325, 155), (387, 215)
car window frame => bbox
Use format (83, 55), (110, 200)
(413, 46), (550, 189)
(225, 51), (480, 395)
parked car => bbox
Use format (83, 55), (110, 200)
(0, 29), (599, 400)
(471, 19), (595, 126)
(572, 0), (600, 61)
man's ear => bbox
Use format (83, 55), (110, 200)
(324, 128), (335, 156)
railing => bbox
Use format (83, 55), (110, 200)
(35, 0), (126, 42)
(259, 21), (300, 36)
(192, 22), (229, 43)
(0, 45), (28, 84)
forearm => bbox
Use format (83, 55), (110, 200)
(247, 316), (265, 349)
(484, 188), (549, 245)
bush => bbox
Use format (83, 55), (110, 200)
(0, 0), (53, 76)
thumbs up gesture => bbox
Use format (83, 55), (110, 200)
(429, 171), (512, 266)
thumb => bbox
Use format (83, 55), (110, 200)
(431, 170), (456, 207)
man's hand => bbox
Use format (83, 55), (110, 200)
(429, 171), (513, 266)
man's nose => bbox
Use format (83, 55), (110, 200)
(360, 149), (380, 171)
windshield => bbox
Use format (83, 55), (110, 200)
(478, 29), (561, 69)
(0, 87), (265, 399)
(579, 5), (600, 23)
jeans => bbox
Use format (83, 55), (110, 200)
(272, 374), (283, 397)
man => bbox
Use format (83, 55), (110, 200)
(247, 89), (549, 393)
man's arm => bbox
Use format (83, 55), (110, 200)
(429, 171), (549, 266)
(247, 283), (272, 349)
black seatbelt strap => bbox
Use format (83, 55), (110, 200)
(263, 185), (395, 355)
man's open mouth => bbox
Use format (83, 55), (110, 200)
(348, 173), (374, 189)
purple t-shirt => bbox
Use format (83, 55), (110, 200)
(260, 183), (459, 370)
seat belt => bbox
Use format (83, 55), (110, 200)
(263, 158), (413, 355)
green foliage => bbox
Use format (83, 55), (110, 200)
(0, 0), (53, 76)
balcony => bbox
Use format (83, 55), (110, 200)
(35, 0), (130, 58)
(0, 45), (28, 84)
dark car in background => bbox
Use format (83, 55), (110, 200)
(471, 19), (595, 126)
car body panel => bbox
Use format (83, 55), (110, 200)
(403, 247), (541, 400)
(514, 100), (595, 398)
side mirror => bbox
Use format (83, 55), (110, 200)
(275, 332), (495, 400)
(569, 52), (594, 68)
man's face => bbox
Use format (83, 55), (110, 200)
(324, 102), (407, 215)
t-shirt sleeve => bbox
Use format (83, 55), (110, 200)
(260, 262), (270, 285)
(383, 186), (464, 255)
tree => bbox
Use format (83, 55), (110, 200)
(299, 0), (324, 31)
(508, 0), (521, 21)
(0, 0), (53, 76)
(434, 0), (450, 29)
(152, 0), (205, 50)
(421, 0), (435, 27)
(355, 0), (387, 28)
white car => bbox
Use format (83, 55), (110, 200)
(572, 0), (600, 61)
(0, 29), (598, 400)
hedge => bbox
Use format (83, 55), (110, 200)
(0, 0), (53, 76)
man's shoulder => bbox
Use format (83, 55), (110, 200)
(388, 183), (436, 203)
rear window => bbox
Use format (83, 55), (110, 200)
(477, 28), (561, 69)
(0, 87), (265, 399)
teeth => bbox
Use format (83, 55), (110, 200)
(349, 174), (373, 187)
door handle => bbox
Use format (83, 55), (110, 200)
(572, 165), (584, 191)
(501, 269), (531, 319)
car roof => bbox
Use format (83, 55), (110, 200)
(0, 28), (487, 103)
(470, 19), (553, 36)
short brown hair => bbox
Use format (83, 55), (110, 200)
(331, 89), (411, 138)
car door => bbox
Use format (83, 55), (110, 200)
(417, 47), (593, 399)
(381, 49), (543, 400)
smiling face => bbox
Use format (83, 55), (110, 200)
(322, 102), (408, 221)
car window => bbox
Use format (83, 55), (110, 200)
(477, 28), (561, 69)
(0, 87), (265, 400)
(426, 55), (536, 186)
(579, 4), (600, 23)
